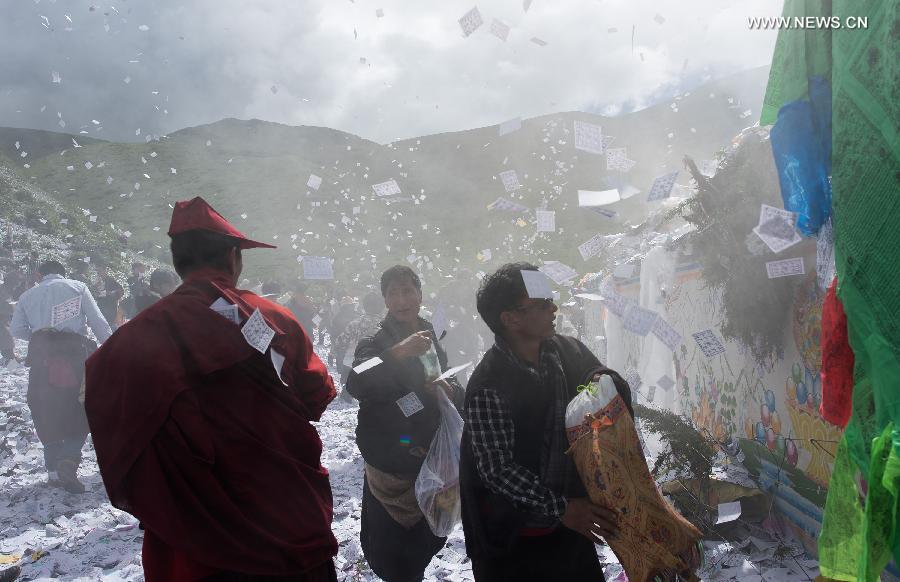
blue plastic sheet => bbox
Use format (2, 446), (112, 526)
(770, 77), (833, 237)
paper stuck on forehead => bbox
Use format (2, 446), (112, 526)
(301, 256), (334, 280)
(436, 361), (473, 382)
(242, 308), (275, 354)
(716, 501), (742, 524)
(353, 357), (383, 374)
(458, 6), (483, 37)
(647, 171), (679, 202)
(499, 117), (522, 136)
(51, 296), (82, 327)
(535, 209), (556, 232)
(578, 189), (620, 207)
(539, 261), (578, 284)
(210, 297), (240, 324)
(521, 270), (554, 299)
(307, 174), (322, 190)
(574, 121), (605, 154)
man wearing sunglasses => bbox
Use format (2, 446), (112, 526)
(460, 262), (633, 580)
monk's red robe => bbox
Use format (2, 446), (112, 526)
(85, 269), (337, 580)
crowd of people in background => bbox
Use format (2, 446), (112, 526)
(0, 198), (610, 582)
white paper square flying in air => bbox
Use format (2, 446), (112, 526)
(647, 171), (679, 202)
(535, 209), (556, 232)
(716, 501), (742, 524)
(578, 189), (620, 207)
(692, 330), (726, 358)
(539, 261), (578, 284)
(499, 170), (521, 192)
(766, 257), (805, 279)
(622, 303), (659, 336)
(372, 179), (402, 197)
(577, 233), (605, 261)
(487, 197), (529, 213)
(574, 121), (605, 154)
(307, 174), (322, 190)
(431, 304), (447, 340)
(490, 18), (510, 41)
(301, 256), (334, 280)
(458, 6), (484, 37)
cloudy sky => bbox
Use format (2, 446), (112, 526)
(1, 0), (780, 144)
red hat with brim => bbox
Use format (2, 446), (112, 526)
(167, 197), (276, 249)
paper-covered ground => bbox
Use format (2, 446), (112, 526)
(0, 340), (819, 581)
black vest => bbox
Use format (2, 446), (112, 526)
(459, 335), (632, 559)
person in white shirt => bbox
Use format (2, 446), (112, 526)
(10, 260), (112, 493)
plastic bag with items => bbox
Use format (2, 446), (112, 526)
(415, 388), (463, 536)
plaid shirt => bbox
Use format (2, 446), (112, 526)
(465, 336), (569, 520)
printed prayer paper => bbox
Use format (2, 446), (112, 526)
(487, 197), (529, 213)
(753, 225), (801, 254)
(647, 171), (679, 202)
(396, 392), (425, 417)
(210, 298), (240, 324)
(715, 501), (742, 524)
(625, 368), (642, 390)
(539, 261), (578, 284)
(51, 296), (82, 327)
(647, 385), (657, 403)
(603, 292), (631, 317)
(766, 257), (805, 279)
(577, 233), (605, 261)
(521, 270), (554, 299)
(657, 375), (675, 392)
(353, 357), (383, 374)
(242, 308), (275, 354)
(458, 6), (483, 37)
(574, 121), (605, 154)
(578, 189), (620, 207)
(651, 317), (683, 351)
(431, 304), (447, 340)
(436, 361), (473, 382)
(479, 248), (492, 261)
(692, 329), (726, 358)
(372, 179), (402, 197)
(606, 148), (635, 172)
(622, 303), (659, 336)
(499, 117), (522, 136)
(816, 218), (835, 291)
(270, 349), (288, 386)
(301, 256), (334, 280)
(490, 18), (510, 41)
(535, 209), (556, 232)
(307, 174), (322, 190)
(312, 314), (323, 327)
(499, 170), (521, 192)
(757, 205), (797, 238)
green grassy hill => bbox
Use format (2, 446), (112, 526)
(5, 67), (770, 289)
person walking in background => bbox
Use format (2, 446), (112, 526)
(333, 291), (384, 395)
(125, 262), (151, 319)
(287, 282), (318, 339)
(84, 197), (338, 581)
(96, 265), (125, 330)
(345, 266), (464, 582)
(460, 262), (632, 581)
(10, 259), (112, 493)
(135, 268), (180, 313)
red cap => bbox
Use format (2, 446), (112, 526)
(167, 197), (276, 249)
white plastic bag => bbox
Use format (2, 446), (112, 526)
(565, 374), (619, 432)
(415, 388), (463, 536)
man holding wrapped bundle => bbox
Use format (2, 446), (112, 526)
(460, 262), (634, 580)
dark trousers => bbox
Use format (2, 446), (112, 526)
(471, 527), (605, 582)
(361, 476), (446, 582)
(200, 561), (337, 582)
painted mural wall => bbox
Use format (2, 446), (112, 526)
(609, 253), (842, 555)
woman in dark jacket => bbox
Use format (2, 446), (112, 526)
(346, 266), (465, 582)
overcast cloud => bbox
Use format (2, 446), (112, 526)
(0, 0), (779, 144)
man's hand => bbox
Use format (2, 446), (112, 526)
(560, 497), (620, 543)
(427, 378), (455, 399)
(390, 331), (432, 360)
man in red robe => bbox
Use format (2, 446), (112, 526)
(85, 197), (338, 581)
